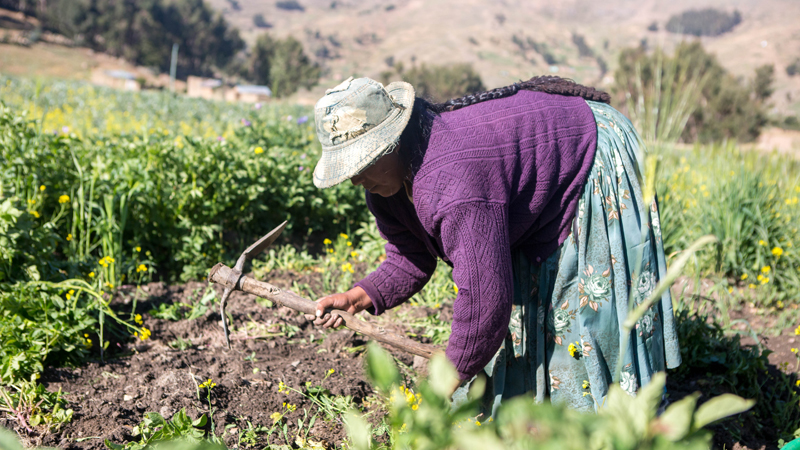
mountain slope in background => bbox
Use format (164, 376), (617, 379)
(211, 0), (800, 115)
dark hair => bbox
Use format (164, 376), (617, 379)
(431, 75), (610, 113)
(398, 76), (610, 178)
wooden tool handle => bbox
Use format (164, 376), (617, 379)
(209, 263), (438, 359)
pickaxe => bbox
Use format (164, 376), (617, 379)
(208, 221), (438, 359)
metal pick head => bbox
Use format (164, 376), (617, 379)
(242, 221), (288, 263)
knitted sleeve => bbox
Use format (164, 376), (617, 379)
(354, 195), (438, 316)
(438, 201), (513, 380)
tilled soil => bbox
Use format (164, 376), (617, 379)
(3, 274), (798, 450)
(28, 273), (419, 450)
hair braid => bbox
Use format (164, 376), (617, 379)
(432, 75), (610, 113)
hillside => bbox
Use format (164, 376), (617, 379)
(211, 0), (800, 115)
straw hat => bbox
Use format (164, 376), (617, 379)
(313, 76), (415, 188)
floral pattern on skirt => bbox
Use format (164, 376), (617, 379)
(451, 100), (681, 416)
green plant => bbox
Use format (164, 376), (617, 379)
(346, 343), (755, 450)
(104, 408), (220, 450)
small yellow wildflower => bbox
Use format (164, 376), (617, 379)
(27, 198), (35, 205)
(758, 240), (767, 246)
(254, 147), (264, 154)
(199, 378), (217, 389)
(323, 238), (332, 245)
(341, 262), (354, 273)
(796, 380), (800, 387)
(760, 277), (769, 285)
(135, 246), (141, 252)
(454, 284), (459, 295)
(58, 195), (70, 204)
(347, 241), (352, 247)
(66, 233), (72, 241)
(761, 266), (771, 274)
(582, 380), (590, 389)
(39, 185), (46, 192)
(568, 342), (580, 358)
(777, 300), (784, 309)
(795, 325), (800, 336)
(340, 233), (348, 239)
(791, 348), (798, 354)
(88, 271), (95, 278)
(475, 420), (481, 426)
(135, 327), (151, 341)
(748, 283), (756, 289)
(583, 392), (590, 397)
(741, 273), (748, 280)
(728, 287), (733, 294)
(278, 381), (287, 393)
(350, 251), (358, 258)
(134, 314), (143, 325)
(283, 402), (297, 412)
(757, 274), (764, 282)
(327, 368), (335, 376)
(270, 412), (282, 423)
(412, 404), (419, 411)
(29, 210), (40, 218)
(136, 264), (147, 273)
(772, 247), (784, 257)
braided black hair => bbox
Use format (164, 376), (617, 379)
(431, 75), (610, 113)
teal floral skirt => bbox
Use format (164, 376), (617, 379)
(452, 100), (681, 415)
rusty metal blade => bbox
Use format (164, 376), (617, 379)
(243, 221), (287, 260)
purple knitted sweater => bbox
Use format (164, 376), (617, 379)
(353, 91), (598, 380)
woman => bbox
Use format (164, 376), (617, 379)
(307, 75), (681, 414)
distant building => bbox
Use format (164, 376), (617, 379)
(90, 69), (141, 91)
(187, 76), (224, 100)
(187, 76), (272, 103)
(230, 85), (272, 103)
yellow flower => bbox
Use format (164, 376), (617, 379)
(582, 380), (590, 389)
(777, 300), (784, 309)
(39, 185), (46, 192)
(475, 420), (481, 426)
(740, 273), (748, 280)
(583, 392), (590, 397)
(28, 210), (40, 218)
(323, 238), (332, 245)
(134, 314), (143, 325)
(270, 412), (282, 423)
(135, 246), (141, 252)
(728, 287), (733, 294)
(772, 247), (784, 257)
(758, 240), (767, 246)
(350, 251), (358, 258)
(327, 368), (335, 375)
(347, 241), (352, 247)
(283, 402), (297, 412)
(58, 194), (70, 204)
(795, 325), (800, 336)
(254, 146), (264, 154)
(748, 283), (756, 289)
(796, 380), (800, 387)
(66, 233), (72, 241)
(757, 274), (764, 282)
(568, 342), (579, 358)
(454, 284), (458, 295)
(278, 381), (287, 393)
(27, 198), (35, 205)
(411, 404), (418, 410)
(135, 327), (151, 341)
(341, 262), (354, 273)
(88, 271), (95, 278)
(327, 248), (333, 253)
(791, 348), (798, 354)
(760, 277), (769, 285)
(340, 233), (348, 239)
(199, 378), (217, 389)
(761, 266), (771, 274)
(136, 264), (147, 273)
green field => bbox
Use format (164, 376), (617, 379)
(1, 76), (799, 449)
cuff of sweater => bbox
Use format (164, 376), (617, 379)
(353, 278), (385, 316)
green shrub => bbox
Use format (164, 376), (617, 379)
(665, 8), (742, 37)
(614, 42), (771, 143)
(250, 34), (321, 98)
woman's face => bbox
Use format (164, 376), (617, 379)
(350, 149), (406, 197)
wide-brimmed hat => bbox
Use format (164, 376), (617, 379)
(313, 76), (415, 188)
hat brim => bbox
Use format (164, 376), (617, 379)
(313, 81), (415, 189)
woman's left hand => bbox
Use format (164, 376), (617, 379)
(304, 286), (373, 328)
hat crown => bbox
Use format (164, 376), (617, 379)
(315, 77), (398, 148)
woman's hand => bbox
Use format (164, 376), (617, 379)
(304, 286), (373, 328)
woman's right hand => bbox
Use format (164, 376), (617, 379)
(304, 286), (373, 328)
